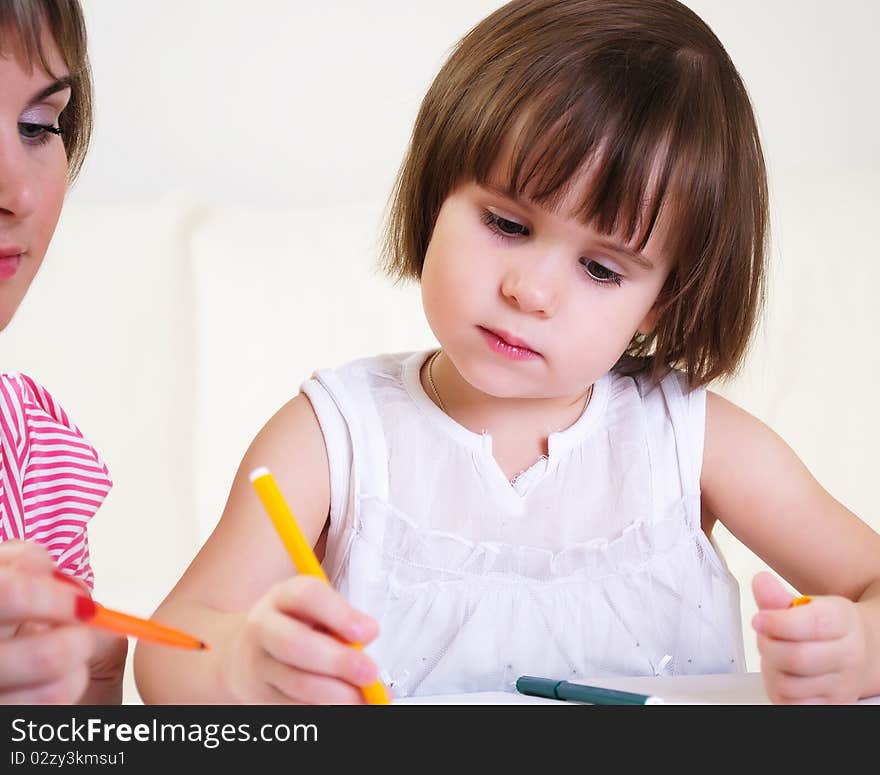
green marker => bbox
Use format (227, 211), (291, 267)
(516, 675), (665, 705)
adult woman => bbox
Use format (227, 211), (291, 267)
(0, 0), (126, 704)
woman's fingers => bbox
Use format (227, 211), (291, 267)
(0, 541), (57, 574)
(0, 566), (89, 627)
(0, 668), (91, 705)
(0, 625), (94, 700)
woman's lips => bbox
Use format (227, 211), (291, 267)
(479, 326), (541, 361)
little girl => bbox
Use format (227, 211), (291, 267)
(135, 0), (880, 705)
(0, 0), (125, 703)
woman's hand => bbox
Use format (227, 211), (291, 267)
(752, 571), (869, 704)
(79, 629), (128, 704)
(0, 541), (98, 704)
(220, 575), (381, 704)
(34, 561), (129, 704)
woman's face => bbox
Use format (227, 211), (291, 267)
(0, 25), (70, 330)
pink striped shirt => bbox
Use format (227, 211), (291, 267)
(0, 373), (112, 590)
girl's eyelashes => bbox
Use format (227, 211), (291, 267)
(481, 209), (529, 238)
(18, 122), (64, 146)
(481, 209), (624, 287)
(580, 258), (623, 287)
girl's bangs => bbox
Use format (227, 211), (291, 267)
(465, 50), (719, 261)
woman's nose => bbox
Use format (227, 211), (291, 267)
(0, 133), (37, 218)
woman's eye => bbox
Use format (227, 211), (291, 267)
(18, 122), (62, 141)
(581, 258), (623, 286)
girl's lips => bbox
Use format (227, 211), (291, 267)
(0, 253), (22, 281)
(479, 326), (541, 360)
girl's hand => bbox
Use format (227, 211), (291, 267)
(221, 575), (381, 704)
(752, 571), (869, 704)
(0, 541), (97, 704)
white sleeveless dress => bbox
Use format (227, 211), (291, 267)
(301, 350), (745, 698)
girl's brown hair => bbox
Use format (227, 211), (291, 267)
(0, 0), (93, 181)
(383, 0), (768, 387)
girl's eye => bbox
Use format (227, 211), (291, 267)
(481, 210), (529, 238)
(18, 122), (63, 144)
(581, 258), (623, 286)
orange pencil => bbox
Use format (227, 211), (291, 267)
(249, 466), (391, 705)
(82, 601), (209, 651)
(790, 595), (812, 607)
(54, 571), (209, 650)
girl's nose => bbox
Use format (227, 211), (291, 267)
(500, 255), (561, 316)
(0, 135), (37, 218)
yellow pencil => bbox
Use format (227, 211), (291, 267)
(249, 466), (391, 705)
(790, 595), (812, 607)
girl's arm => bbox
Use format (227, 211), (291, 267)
(701, 390), (880, 701)
(133, 393), (378, 704)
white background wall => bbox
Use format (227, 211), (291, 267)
(0, 1), (878, 703)
(74, 0), (880, 206)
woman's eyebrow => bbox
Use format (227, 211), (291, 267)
(28, 77), (72, 105)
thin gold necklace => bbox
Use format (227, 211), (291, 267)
(427, 350), (446, 413)
(426, 349), (594, 418)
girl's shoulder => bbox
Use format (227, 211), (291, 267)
(312, 350), (424, 379)
(305, 350), (428, 405)
(610, 355), (702, 404)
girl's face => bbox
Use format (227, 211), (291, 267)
(0, 27), (70, 330)
(421, 172), (674, 403)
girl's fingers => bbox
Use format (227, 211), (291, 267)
(778, 697), (830, 705)
(752, 600), (849, 642)
(0, 625), (94, 693)
(763, 670), (841, 703)
(756, 634), (843, 676)
(263, 658), (366, 705)
(271, 576), (378, 645)
(260, 608), (378, 687)
(751, 571), (793, 611)
(235, 576), (383, 704)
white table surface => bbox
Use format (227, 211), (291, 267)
(395, 672), (880, 705)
